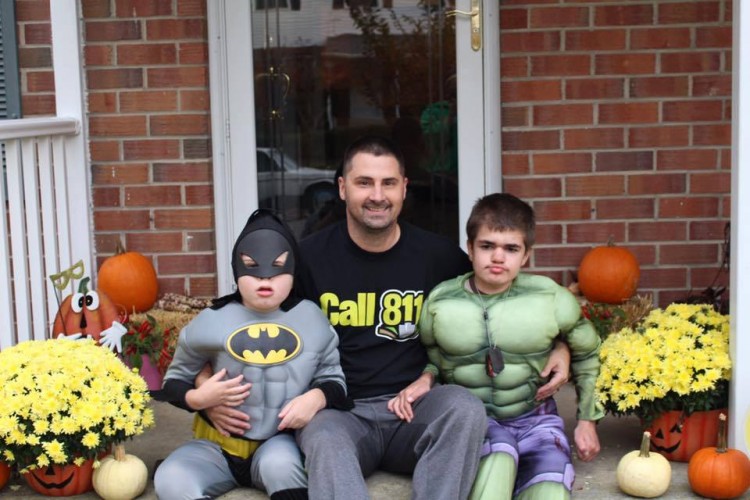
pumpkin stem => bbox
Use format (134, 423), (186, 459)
(113, 444), (126, 461)
(77, 277), (90, 294)
(639, 431), (652, 458)
(115, 239), (127, 256)
(607, 235), (616, 246)
(717, 413), (727, 453)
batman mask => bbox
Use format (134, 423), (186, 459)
(232, 228), (295, 279)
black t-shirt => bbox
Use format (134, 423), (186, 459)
(297, 221), (471, 399)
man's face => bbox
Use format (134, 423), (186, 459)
(339, 152), (407, 233)
(467, 226), (530, 295)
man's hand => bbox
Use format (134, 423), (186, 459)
(204, 405), (252, 437)
(536, 340), (570, 400)
(277, 388), (326, 430)
(185, 368), (251, 411)
(387, 372), (434, 423)
(574, 420), (600, 462)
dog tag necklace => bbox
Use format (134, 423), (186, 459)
(469, 276), (510, 378)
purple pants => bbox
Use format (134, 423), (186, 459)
(481, 399), (575, 495)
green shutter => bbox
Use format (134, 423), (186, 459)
(0, 0), (21, 119)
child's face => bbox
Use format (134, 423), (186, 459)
(237, 252), (293, 312)
(467, 226), (530, 295)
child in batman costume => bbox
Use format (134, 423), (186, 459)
(155, 209), (347, 500)
(419, 194), (603, 500)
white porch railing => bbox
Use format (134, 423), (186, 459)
(0, 117), (91, 349)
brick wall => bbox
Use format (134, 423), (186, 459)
(14, 0), (733, 306)
(499, 0), (732, 306)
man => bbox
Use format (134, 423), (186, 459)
(207, 136), (570, 500)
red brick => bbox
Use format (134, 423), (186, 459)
(503, 177), (562, 199)
(533, 153), (592, 174)
(661, 52), (721, 73)
(630, 28), (691, 49)
(501, 154), (530, 175)
(595, 54), (656, 75)
(534, 246), (590, 268)
(689, 267), (729, 290)
(188, 277), (218, 298)
(93, 210), (151, 231)
(565, 128), (624, 150)
(660, 244), (718, 265)
(690, 220), (730, 240)
(566, 29), (626, 51)
(125, 186), (182, 206)
(87, 68), (143, 89)
(566, 175), (625, 197)
(501, 80), (561, 102)
(531, 55), (590, 77)
(81, 0), (111, 18)
(89, 115), (148, 137)
(24, 23), (51, 44)
(180, 90), (209, 111)
(117, 44), (177, 65)
(146, 19), (207, 40)
(177, 0), (208, 16)
(126, 232), (183, 253)
(91, 163), (149, 185)
(720, 148), (732, 169)
(16, 1), (50, 21)
(693, 75), (731, 97)
(18, 47), (52, 67)
(596, 151), (653, 172)
(501, 106), (529, 127)
(595, 198), (654, 219)
(534, 200), (592, 221)
(657, 149), (719, 170)
(629, 76), (689, 98)
(88, 92), (117, 113)
(502, 31), (560, 53)
(185, 185), (214, 205)
(628, 245), (656, 266)
(115, 0), (173, 17)
(501, 57), (528, 78)
(694, 124), (731, 146)
(154, 209), (214, 229)
(86, 21), (142, 42)
(20, 94), (55, 116)
(629, 173), (686, 195)
(93, 187), (121, 208)
(629, 126), (689, 148)
(85, 45), (114, 66)
(186, 231), (216, 252)
(26, 71), (54, 92)
(594, 4), (654, 26)
(502, 130), (560, 151)
(565, 78), (624, 99)
(629, 221), (687, 242)
(696, 27), (732, 48)
(158, 254), (216, 274)
(183, 139), (212, 159)
(599, 102), (658, 124)
(530, 6), (588, 28)
(120, 90), (178, 112)
(658, 1), (720, 24)
(150, 114), (210, 136)
(689, 172), (730, 194)
(179, 43), (208, 64)
(535, 224), (563, 245)
(567, 222), (627, 244)
(89, 141), (122, 162)
(123, 140), (181, 160)
(533, 104), (593, 126)
(153, 162), (212, 183)
(639, 268), (688, 289)
(659, 197), (719, 218)
(500, 8), (528, 30)
(147, 67), (208, 88)
(663, 100), (723, 122)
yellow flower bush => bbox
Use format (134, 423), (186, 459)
(0, 339), (154, 472)
(596, 303), (731, 425)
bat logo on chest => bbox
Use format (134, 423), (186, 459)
(226, 323), (301, 365)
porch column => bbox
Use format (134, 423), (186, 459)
(730, 0), (749, 454)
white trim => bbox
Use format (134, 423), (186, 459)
(482, 1), (502, 197)
(729, 0), (749, 455)
(0, 116), (78, 140)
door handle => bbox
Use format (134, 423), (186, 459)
(446, 0), (481, 51)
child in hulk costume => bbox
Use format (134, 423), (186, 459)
(419, 193), (603, 500)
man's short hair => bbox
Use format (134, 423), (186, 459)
(341, 135), (406, 176)
(466, 193), (536, 249)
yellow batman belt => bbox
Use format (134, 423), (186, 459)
(193, 414), (261, 460)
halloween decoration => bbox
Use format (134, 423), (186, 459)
(578, 239), (640, 304)
(93, 444), (148, 500)
(0, 462), (10, 490)
(647, 408), (725, 462)
(98, 240), (159, 314)
(688, 413), (750, 499)
(616, 431), (671, 498)
(22, 459), (96, 497)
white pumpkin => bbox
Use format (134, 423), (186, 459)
(93, 444), (148, 500)
(616, 431), (672, 498)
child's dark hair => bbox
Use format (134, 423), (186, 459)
(466, 193), (536, 249)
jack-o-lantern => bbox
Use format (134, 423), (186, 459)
(647, 409), (724, 462)
(22, 460), (95, 497)
(0, 461), (10, 490)
(52, 277), (124, 343)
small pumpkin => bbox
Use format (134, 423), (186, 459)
(98, 240), (159, 314)
(23, 459), (96, 497)
(92, 444), (148, 500)
(688, 413), (750, 499)
(578, 238), (640, 304)
(52, 277), (123, 343)
(0, 461), (11, 490)
(616, 431), (672, 498)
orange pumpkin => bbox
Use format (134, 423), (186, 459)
(0, 461), (11, 490)
(647, 409), (724, 462)
(52, 277), (123, 343)
(688, 413), (750, 499)
(98, 241), (159, 314)
(578, 239), (640, 304)
(22, 460), (96, 497)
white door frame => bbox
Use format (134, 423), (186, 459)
(207, 0), (500, 295)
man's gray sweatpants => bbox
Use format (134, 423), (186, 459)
(296, 384), (486, 500)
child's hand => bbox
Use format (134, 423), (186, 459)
(277, 388), (326, 430)
(574, 420), (600, 462)
(536, 340), (570, 400)
(186, 368), (251, 410)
